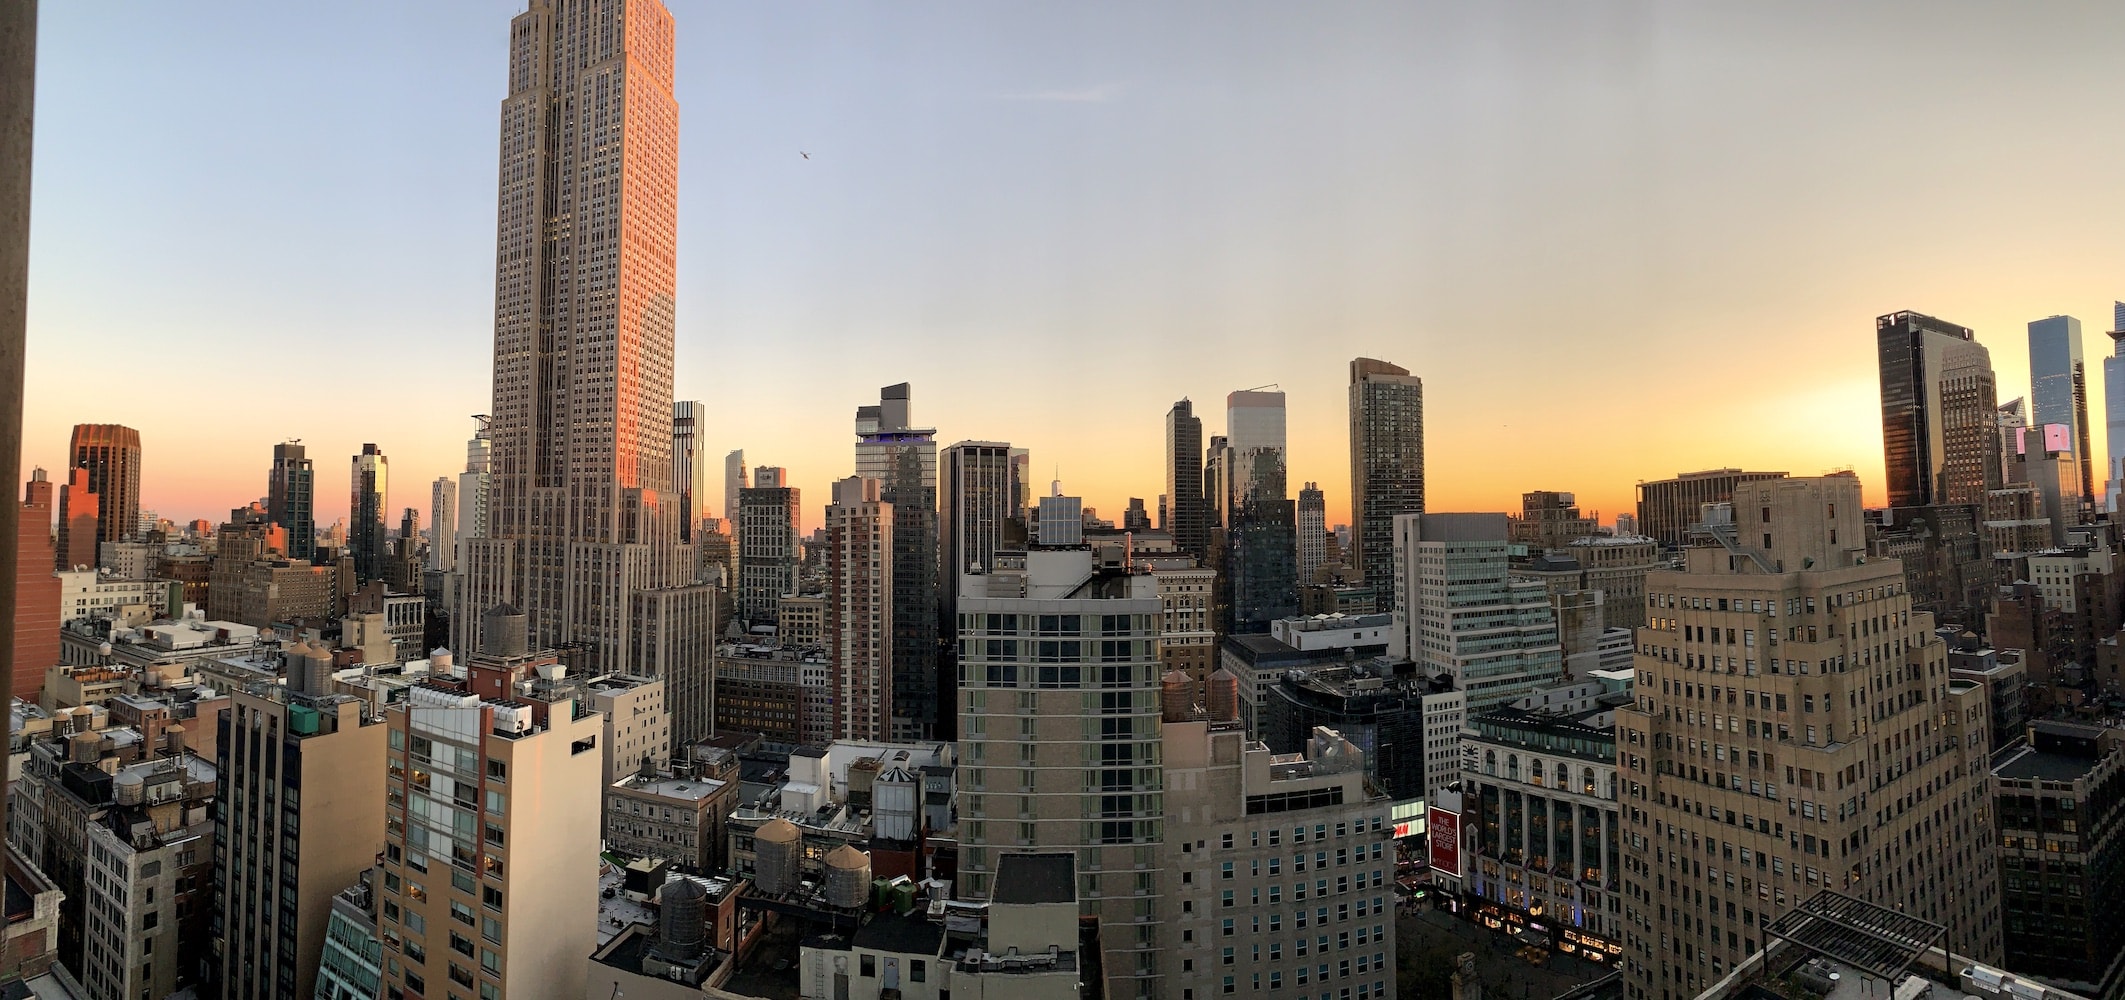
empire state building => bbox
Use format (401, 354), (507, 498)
(460, 0), (714, 686)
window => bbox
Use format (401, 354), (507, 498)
(861, 956), (876, 978)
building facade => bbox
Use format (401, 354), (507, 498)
(66, 423), (141, 556)
(1348, 358), (1424, 611)
(457, 0), (712, 682)
(955, 548), (1165, 997)
(214, 670), (387, 1000)
(827, 477), (895, 741)
(1633, 470), (1787, 550)
(1614, 476), (2002, 1000)
(270, 439), (316, 561)
(1161, 718), (1397, 1000)
(1879, 310), (2002, 508)
(673, 400), (708, 542)
(855, 384), (941, 741)
(1990, 721), (2125, 1000)
(1456, 707), (1624, 964)
(738, 478), (801, 625)
(1167, 399), (1209, 561)
(2028, 314), (2094, 509)
(1389, 512), (1566, 713)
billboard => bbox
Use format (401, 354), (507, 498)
(1427, 807), (1460, 876)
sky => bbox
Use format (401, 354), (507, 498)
(22, 2), (2125, 533)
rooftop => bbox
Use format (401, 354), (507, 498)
(1991, 743), (2103, 783)
(614, 773), (727, 802)
(990, 852), (1075, 905)
(851, 910), (946, 956)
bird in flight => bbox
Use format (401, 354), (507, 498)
(800, 151), (810, 159)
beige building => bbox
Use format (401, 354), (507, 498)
(1615, 476), (2001, 1000)
(1160, 716), (1396, 1000)
(778, 592), (827, 650)
(1566, 533), (1661, 630)
(213, 649), (388, 1000)
(54, 569), (180, 623)
(588, 673), (670, 787)
(604, 755), (739, 873)
(81, 754), (217, 1000)
(956, 548), (1166, 997)
(379, 649), (605, 1000)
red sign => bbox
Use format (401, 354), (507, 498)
(1428, 807), (1460, 877)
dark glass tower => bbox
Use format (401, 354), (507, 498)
(268, 440), (315, 561)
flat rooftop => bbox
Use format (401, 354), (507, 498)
(1991, 743), (2100, 783)
(991, 852), (1075, 905)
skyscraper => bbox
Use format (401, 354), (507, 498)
(457, 416), (491, 571)
(2028, 315), (2094, 509)
(724, 449), (746, 523)
(65, 423), (140, 554)
(1387, 512), (1565, 721)
(2103, 305), (2125, 512)
(1227, 388), (1297, 630)
(673, 399), (707, 541)
(854, 383), (941, 740)
(53, 465), (96, 571)
(826, 476), (893, 740)
(1349, 358), (1423, 610)
(954, 548), (1166, 996)
(430, 476), (457, 571)
(1878, 310), (2002, 508)
(459, 0), (715, 678)
(1164, 399), (1208, 559)
(738, 469), (800, 624)
(1297, 481), (1326, 584)
(1615, 476), (2001, 1000)
(12, 469), (57, 700)
(267, 439), (315, 561)
(349, 443), (388, 585)
(941, 441), (1021, 621)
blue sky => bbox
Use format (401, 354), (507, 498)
(25, 2), (2125, 528)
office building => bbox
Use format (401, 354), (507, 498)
(379, 622), (606, 1000)
(54, 466), (96, 571)
(349, 443), (388, 585)
(1388, 512), (1566, 712)
(1635, 470), (1788, 550)
(1161, 715), (1397, 1000)
(1990, 721), (2125, 1000)
(1298, 482), (1326, 585)
(65, 423), (140, 555)
(1349, 358), (1424, 609)
(1228, 388), (1298, 631)
(725, 450), (747, 525)
(1513, 490), (1601, 550)
(1167, 399), (1210, 560)
(674, 400), (708, 542)
(430, 476), (457, 572)
(2028, 315), (2094, 509)
(13, 470), (57, 700)
(827, 476), (895, 741)
(738, 472), (801, 624)
(2106, 311), (2125, 512)
(1455, 705), (1625, 963)
(214, 646), (387, 1000)
(456, 416), (491, 568)
(1879, 310), (2003, 508)
(955, 547), (1165, 996)
(855, 383), (941, 740)
(457, 0), (714, 683)
(942, 441), (1023, 623)
(588, 673), (672, 788)
(1261, 661), (1461, 804)
(269, 439), (316, 561)
(1615, 475), (2001, 1000)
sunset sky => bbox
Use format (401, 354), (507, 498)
(22, 2), (2125, 533)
